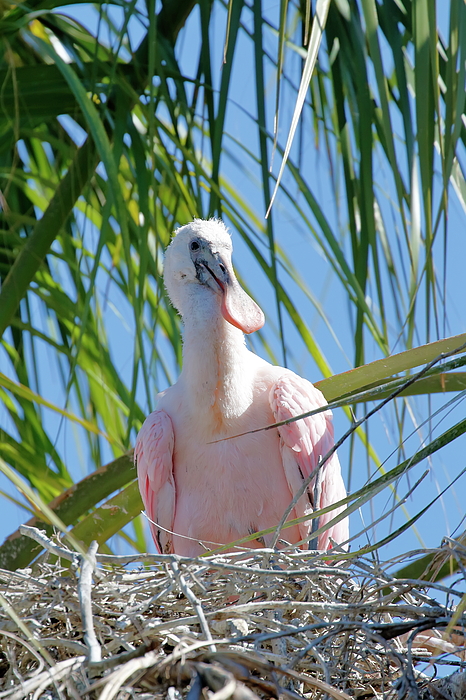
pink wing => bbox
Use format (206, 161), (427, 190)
(134, 410), (175, 554)
(270, 373), (349, 551)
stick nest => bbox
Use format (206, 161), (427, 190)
(0, 537), (465, 700)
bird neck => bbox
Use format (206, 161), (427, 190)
(180, 308), (252, 427)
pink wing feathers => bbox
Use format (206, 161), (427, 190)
(270, 373), (349, 551)
(134, 410), (176, 554)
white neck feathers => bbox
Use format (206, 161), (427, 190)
(179, 299), (253, 429)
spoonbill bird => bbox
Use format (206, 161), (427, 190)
(135, 219), (348, 556)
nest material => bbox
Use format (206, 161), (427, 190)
(0, 530), (465, 700)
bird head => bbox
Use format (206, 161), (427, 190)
(164, 219), (265, 334)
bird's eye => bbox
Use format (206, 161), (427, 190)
(190, 240), (200, 251)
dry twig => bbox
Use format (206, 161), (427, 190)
(78, 540), (101, 663)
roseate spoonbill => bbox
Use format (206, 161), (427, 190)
(135, 219), (348, 556)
